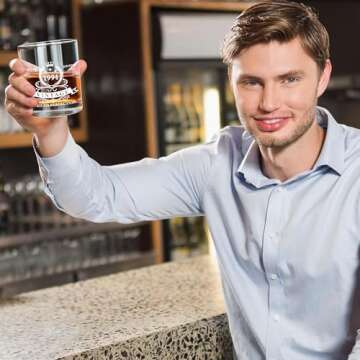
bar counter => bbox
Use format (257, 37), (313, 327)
(0, 255), (233, 360)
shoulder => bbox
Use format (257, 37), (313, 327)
(342, 123), (360, 161)
(169, 125), (250, 158)
(204, 125), (252, 158)
(163, 125), (252, 176)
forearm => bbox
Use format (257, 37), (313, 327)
(33, 117), (69, 157)
(35, 135), (208, 224)
(35, 133), (135, 223)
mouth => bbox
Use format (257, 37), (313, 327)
(254, 116), (291, 132)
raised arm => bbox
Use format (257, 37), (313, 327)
(34, 133), (212, 224)
(5, 58), (213, 224)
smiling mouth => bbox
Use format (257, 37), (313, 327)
(255, 116), (291, 122)
(254, 116), (291, 132)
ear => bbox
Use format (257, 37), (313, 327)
(317, 59), (332, 98)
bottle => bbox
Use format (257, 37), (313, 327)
(46, 0), (58, 40)
(191, 83), (204, 142)
(168, 83), (184, 144)
(0, 0), (12, 50)
(57, 0), (70, 39)
(171, 217), (186, 248)
(0, 0), (5, 49)
(13, 179), (26, 233)
(179, 84), (193, 144)
(7, 0), (20, 49)
(173, 82), (191, 143)
(163, 90), (177, 144)
(224, 78), (238, 126)
(0, 71), (13, 133)
(17, 0), (31, 46)
(183, 84), (202, 143)
(29, 0), (47, 42)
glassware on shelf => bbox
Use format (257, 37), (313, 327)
(0, 0), (71, 51)
(0, 169), (10, 235)
(0, 70), (27, 135)
(0, 248), (19, 284)
(169, 216), (208, 260)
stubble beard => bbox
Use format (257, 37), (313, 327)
(241, 106), (317, 149)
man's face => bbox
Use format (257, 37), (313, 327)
(230, 38), (331, 148)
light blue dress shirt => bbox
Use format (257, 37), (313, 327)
(35, 107), (360, 360)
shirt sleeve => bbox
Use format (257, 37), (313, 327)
(33, 132), (214, 224)
(348, 331), (360, 359)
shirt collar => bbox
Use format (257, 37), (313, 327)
(313, 106), (345, 175)
(237, 106), (346, 188)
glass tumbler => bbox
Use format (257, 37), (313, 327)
(17, 39), (83, 117)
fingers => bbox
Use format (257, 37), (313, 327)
(9, 58), (27, 76)
(8, 73), (35, 97)
(70, 59), (87, 76)
(5, 85), (38, 108)
(5, 59), (35, 123)
(8, 58), (35, 102)
(8, 58), (35, 97)
(5, 70), (38, 122)
(79, 60), (87, 76)
(5, 101), (33, 121)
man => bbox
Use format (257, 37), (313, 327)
(4, 1), (360, 359)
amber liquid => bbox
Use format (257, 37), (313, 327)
(26, 72), (83, 117)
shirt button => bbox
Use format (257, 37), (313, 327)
(270, 273), (278, 280)
(269, 235), (279, 244)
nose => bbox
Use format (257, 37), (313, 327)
(259, 83), (281, 113)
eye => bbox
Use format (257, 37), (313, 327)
(284, 76), (300, 84)
(240, 79), (261, 87)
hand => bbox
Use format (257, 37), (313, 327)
(4, 58), (87, 138)
(5, 58), (87, 157)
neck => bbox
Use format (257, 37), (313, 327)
(259, 121), (326, 182)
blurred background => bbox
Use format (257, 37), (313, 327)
(0, 0), (359, 297)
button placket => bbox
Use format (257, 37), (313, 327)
(263, 186), (287, 360)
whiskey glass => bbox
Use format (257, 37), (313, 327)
(17, 39), (83, 117)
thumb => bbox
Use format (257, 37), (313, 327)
(71, 59), (87, 76)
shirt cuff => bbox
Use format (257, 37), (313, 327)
(33, 131), (82, 184)
(348, 331), (360, 359)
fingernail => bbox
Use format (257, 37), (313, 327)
(9, 58), (17, 69)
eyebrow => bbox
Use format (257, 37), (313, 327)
(236, 70), (306, 83)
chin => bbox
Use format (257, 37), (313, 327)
(258, 138), (292, 148)
(254, 131), (294, 148)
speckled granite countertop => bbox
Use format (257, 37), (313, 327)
(0, 255), (233, 360)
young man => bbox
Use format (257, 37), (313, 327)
(4, 1), (360, 359)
